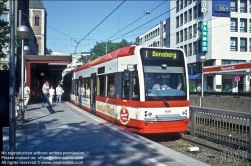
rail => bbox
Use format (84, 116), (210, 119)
(189, 106), (251, 158)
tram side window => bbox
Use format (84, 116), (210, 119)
(133, 71), (140, 100)
(84, 77), (90, 98)
(122, 80), (129, 99)
(97, 75), (106, 96)
(107, 74), (115, 98)
(75, 79), (78, 96)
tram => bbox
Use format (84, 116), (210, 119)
(65, 46), (189, 134)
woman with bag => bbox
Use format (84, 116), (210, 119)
(56, 84), (64, 103)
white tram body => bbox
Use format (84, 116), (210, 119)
(69, 46), (189, 134)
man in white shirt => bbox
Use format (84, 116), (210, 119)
(18, 82), (30, 108)
(152, 79), (171, 90)
(42, 80), (52, 107)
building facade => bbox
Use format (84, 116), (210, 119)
(29, 0), (47, 55)
(136, 18), (170, 48)
(137, 0), (251, 92)
(170, 0), (251, 92)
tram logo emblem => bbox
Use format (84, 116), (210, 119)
(120, 107), (129, 125)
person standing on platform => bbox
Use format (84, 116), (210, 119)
(42, 80), (52, 107)
(86, 87), (90, 98)
(56, 84), (64, 103)
(49, 86), (55, 104)
(18, 82), (30, 108)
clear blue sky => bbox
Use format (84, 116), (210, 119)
(42, 0), (170, 54)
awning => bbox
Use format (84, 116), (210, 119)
(188, 74), (201, 79)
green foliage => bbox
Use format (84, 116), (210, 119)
(89, 39), (133, 61)
(0, 0), (10, 58)
(189, 80), (196, 92)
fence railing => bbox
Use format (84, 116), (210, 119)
(189, 106), (251, 158)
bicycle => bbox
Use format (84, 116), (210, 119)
(16, 98), (27, 124)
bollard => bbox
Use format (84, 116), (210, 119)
(190, 107), (196, 136)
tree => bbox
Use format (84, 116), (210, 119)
(46, 48), (53, 56)
(0, 0), (10, 59)
(189, 80), (196, 92)
(89, 39), (133, 61)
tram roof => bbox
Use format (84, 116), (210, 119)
(74, 46), (136, 72)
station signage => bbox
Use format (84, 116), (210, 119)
(201, 21), (208, 52)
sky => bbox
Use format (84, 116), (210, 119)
(42, 0), (170, 55)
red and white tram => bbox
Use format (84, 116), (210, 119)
(66, 46), (189, 134)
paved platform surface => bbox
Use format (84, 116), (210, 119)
(3, 102), (209, 166)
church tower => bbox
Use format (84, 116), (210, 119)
(29, 0), (47, 55)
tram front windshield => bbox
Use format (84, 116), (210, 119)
(140, 48), (187, 101)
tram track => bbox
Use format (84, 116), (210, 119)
(142, 133), (251, 166)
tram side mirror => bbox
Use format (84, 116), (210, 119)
(123, 69), (130, 81)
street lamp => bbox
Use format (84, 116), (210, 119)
(23, 46), (30, 83)
(200, 55), (206, 98)
(17, 25), (30, 112)
(142, 11), (151, 46)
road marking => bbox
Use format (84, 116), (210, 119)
(146, 158), (166, 166)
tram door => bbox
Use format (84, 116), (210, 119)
(79, 76), (82, 107)
(90, 73), (97, 115)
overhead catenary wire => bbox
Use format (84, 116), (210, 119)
(73, 0), (126, 54)
(106, 0), (168, 41)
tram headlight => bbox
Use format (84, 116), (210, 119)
(148, 112), (152, 117)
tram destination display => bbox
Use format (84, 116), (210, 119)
(140, 48), (182, 61)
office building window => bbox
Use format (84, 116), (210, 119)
(249, 38), (251, 52)
(188, 0), (192, 5)
(176, 16), (179, 28)
(249, 19), (251, 33)
(176, 32), (179, 44)
(176, 0), (179, 12)
(198, 39), (202, 53)
(240, 0), (247, 13)
(193, 24), (197, 37)
(184, 0), (187, 7)
(240, 19), (247, 32)
(188, 43), (192, 56)
(250, 0), (251, 13)
(198, 21), (202, 36)
(230, 0), (238, 12)
(189, 8), (192, 22)
(180, 14), (183, 26)
(180, 0), (183, 10)
(189, 26), (192, 39)
(193, 6), (197, 19)
(184, 45), (187, 56)
(180, 30), (183, 42)
(184, 11), (187, 23)
(198, 3), (202, 17)
(184, 28), (187, 40)
(193, 41), (197, 55)
(230, 37), (237, 51)
(240, 38), (247, 51)
(230, 18), (237, 32)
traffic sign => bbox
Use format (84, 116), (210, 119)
(235, 76), (240, 82)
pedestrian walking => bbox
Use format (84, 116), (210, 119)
(42, 80), (52, 107)
(49, 86), (55, 104)
(56, 84), (64, 103)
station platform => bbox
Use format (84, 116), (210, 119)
(3, 102), (209, 166)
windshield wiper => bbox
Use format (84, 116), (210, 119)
(150, 89), (170, 107)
